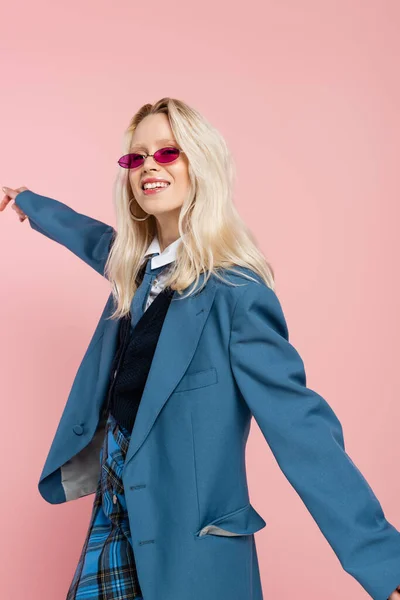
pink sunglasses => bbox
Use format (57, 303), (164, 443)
(118, 146), (185, 169)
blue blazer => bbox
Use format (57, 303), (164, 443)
(15, 189), (400, 600)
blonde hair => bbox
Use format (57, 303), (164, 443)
(105, 97), (275, 320)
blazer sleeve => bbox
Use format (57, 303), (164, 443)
(229, 279), (400, 600)
(14, 189), (116, 278)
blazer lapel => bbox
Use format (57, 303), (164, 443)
(123, 273), (218, 469)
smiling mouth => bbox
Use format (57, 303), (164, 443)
(142, 183), (171, 195)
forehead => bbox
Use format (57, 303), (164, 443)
(130, 137), (177, 151)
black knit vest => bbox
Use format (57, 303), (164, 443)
(102, 270), (175, 433)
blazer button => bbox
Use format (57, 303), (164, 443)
(73, 424), (84, 435)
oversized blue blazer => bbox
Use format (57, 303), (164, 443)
(15, 189), (400, 600)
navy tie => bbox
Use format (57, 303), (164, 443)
(130, 254), (167, 330)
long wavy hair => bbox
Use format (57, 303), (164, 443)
(105, 97), (275, 320)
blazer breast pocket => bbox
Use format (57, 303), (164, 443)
(172, 367), (218, 394)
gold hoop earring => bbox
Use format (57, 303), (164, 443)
(128, 197), (151, 221)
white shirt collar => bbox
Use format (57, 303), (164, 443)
(144, 235), (182, 269)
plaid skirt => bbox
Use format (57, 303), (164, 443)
(66, 411), (144, 600)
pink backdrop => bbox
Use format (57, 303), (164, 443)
(1, 1), (400, 598)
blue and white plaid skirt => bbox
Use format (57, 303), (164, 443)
(66, 411), (144, 599)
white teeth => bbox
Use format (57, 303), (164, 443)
(143, 182), (170, 190)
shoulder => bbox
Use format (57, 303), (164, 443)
(214, 266), (288, 339)
(213, 265), (280, 306)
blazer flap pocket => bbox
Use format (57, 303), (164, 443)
(173, 367), (218, 393)
(196, 503), (266, 537)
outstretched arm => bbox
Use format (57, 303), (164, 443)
(229, 278), (400, 600)
(12, 188), (115, 278)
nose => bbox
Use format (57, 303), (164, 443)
(142, 154), (158, 170)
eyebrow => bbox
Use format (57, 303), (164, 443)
(130, 138), (178, 151)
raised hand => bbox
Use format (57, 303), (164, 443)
(0, 186), (30, 221)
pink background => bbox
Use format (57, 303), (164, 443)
(1, 1), (400, 598)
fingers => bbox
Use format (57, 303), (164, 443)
(0, 186), (29, 220)
(12, 204), (28, 221)
(2, 185), (28, 199)
(0, 187), (13, 211)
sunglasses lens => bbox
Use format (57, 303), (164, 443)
(154, 147), (180, 163)
(118, 153), (144, 169)
(118, 147), (180, 169)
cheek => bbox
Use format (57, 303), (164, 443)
(129, 173), (140, 191)
(173, 164), (191, 189)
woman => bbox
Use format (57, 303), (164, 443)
(2, 97), (400, 600)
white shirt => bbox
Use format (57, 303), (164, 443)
(141, 235), (182, 311)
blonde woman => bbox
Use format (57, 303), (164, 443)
(2, 97), (400, 600)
